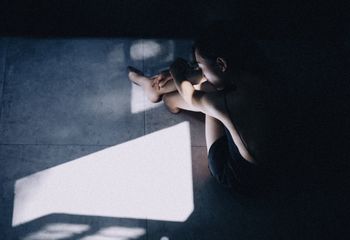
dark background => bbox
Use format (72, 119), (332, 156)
(0, 0), (348, 40)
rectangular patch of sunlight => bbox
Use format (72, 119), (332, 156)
(13, 122), (193, 226)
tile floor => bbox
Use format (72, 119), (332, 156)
(0, 37), (346, 240)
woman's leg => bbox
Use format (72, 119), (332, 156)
(161, 76), (218, 113)
(162, 91), (200, 113)
(128, 66), (226, 154)
(161, 82), (226, 152)
(128, 66), (214, 104)
(128, 68), (177, 102)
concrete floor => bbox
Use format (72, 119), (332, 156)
(0, 37), (347, 240)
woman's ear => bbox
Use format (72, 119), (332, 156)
(216, 57), (228, 72)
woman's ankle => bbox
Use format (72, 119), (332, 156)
(162, 94), (180, 113)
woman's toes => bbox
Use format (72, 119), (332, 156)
(127, 66), (161, 103)
(128, 72), (140, 84)
(127, 66), (145, 85)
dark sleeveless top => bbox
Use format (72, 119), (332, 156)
(221, 73), (299, 174)
(221, 85), (252, 158)
(221, 82), (281, 193)
(221, 78), (276, 167)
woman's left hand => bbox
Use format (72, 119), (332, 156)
(151, 70), (172, 91)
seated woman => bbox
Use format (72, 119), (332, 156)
(128, 23), (276, 195)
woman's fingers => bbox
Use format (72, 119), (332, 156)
(159, 80), (166, 87)
(150, 71), (172, 90)
(152, 79), (159, 90)
(151, 75), (161, 88)
(159, 77), (171, 88)
(151, 74), (160, 82)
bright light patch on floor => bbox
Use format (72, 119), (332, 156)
(44, 223), (90, 233)
(22, 231), (72, 240)
(80, 226), (146, 240)
(22, 223), (90, 240)
(131, 83), (163, 113)
(130, 40), (161, 60)
(13, 122), (193, 227)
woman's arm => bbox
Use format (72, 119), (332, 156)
(170, 58), (226, 117)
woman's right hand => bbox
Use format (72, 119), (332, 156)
(151, 70), (173, 91)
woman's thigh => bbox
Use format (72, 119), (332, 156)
(162, 92), (200, 113)
(162, 92), (225, 151)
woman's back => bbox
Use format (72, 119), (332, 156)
(222, 71), (288, 169)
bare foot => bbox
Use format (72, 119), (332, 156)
(162, 93), (181, 114)
(127, 66), (161, 103)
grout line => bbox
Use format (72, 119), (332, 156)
(146, 217), (149, 240)
(0, 38), (9, 127)
(143, 39), (152, 240)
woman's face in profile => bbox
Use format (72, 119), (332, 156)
(194, 49), (225, 90)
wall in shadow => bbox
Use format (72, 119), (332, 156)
(258, 40), (349, 184)
(0, 1), (348, 40)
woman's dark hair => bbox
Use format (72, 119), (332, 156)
(193, 21), (270, 78)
